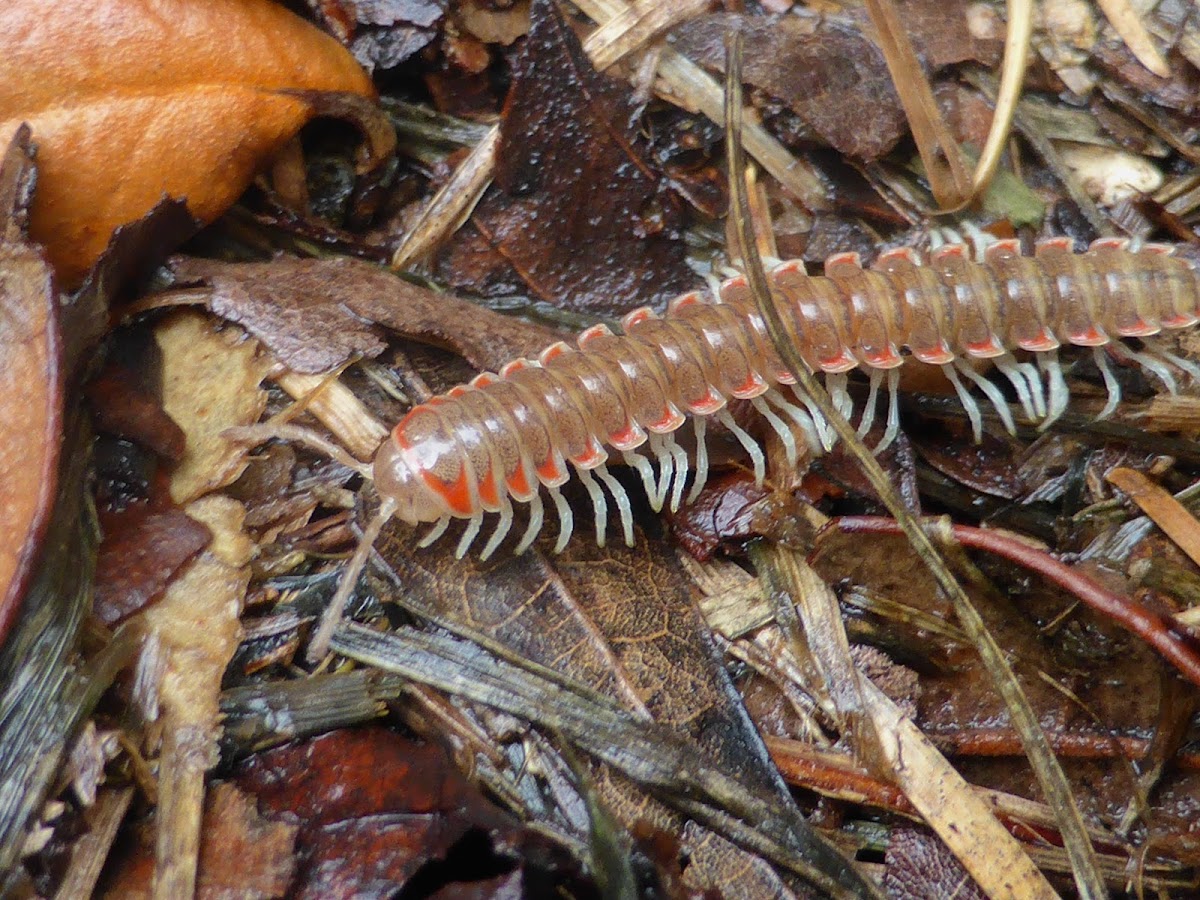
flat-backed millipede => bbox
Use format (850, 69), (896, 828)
(371, 237), (1200, 559)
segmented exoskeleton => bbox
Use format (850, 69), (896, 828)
(372, 236), (1200, 558)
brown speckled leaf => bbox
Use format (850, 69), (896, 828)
(437, 0), (692, 315)
(165, 255), (563, 374)
(671, 13), (908, 161)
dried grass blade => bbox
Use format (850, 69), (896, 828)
(1095, 0), (1171, 77)
(969, 0), (1034, 199)
(723, 31), (1108, 900)
(754, 544), (1059, 900)
(860, 0), (972, 208)
(1108, 467), (1200, 570)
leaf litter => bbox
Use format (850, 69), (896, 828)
(8, 0), (1200, 897)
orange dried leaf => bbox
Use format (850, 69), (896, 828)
(1107, 466), (1200, 569)
(0, 0), (374, 285)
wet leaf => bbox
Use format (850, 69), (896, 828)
(93, 506), (212, 626)
(164, 255), (563, 374)
(437, 0), (693, 315)
(235, 727), (520, 899)
(883, 825), (987, 900)
(0, 127), (60, 643)
(0, 0), (374, 285)
(672, 13), (908, 161)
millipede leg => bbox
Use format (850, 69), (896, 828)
(1039, 350), (1069, 428)
(716, 409), (766, 485)
(785, 385), (835, 451)
(576, 465), (608, 548)
(622, 449), (662, 511)
(954, 359), (1016, 434)
(943, 363), (984, 442)
(514, 492), (544, 554)
(962, 221), (998, 262)
(594, 463), (635, 546)
(647, 433), (675, 511)
(454, 512), (485, 559)
(1152, 345), (1200, 382)
(995, 353), (1043, 420)
(858, 369), (882, 437)
(1110, 342), (1179, 394)
(763, 388), (822, 452)
(825, 372), (854, 420)
(480, 498), (514, 560)
(1092, 347), (1122, 419)
(877, 368), (902, 453)
(418, 516), (451, 548)
(751, 396), (798, 467)
(548, 485), (573, 553)
(664, 434), (690, 513)
(688, 416), (709, 503)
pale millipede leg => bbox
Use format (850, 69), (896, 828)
(513, 492), (544, 554)
(1039, 350), (1070, 428)
(575, 465), (608, 548)
(687, 416), (709, 504)
(479, 498), (514, 560)
(1110, 342), (1179, 394)
(593, 462), (635, 547)
(750, 396), (798, 467)
(763, 388), (822, 452)
(858, 369), (882, 437)
(994, 353), (1041, 420)
(785, 385), (836, 451)
(454, 511), (485, 559)
(647, 432), (675, 511)
(716, 409), (766, 485)
(961, 221), (998, 261)
(1153, 345), (1200, 382)
(943, 363), (984, 442)
(623, 449), (663, 512)
(548, 484), (573, 553)
(1092, 347), (1123, 419)
(418, 516), (451, 548)
(876, 368), (902, 453)
(664, 434), (690, 513)
(825, 372), (854, 420)
(954, 358), (1017, 434)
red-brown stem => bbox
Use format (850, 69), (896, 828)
(822, 516), (1200, 689)
(930, 727), (1200, 770)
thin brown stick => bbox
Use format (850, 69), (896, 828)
(825, 516), (1200, 689)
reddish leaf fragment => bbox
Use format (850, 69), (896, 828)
(196, 783), (298, 899)
(671, 13), (908, 160)
(438, 0), (692, 315)
(86, 328), (186, 462)
(236, 728), (521, 898)
(165, 255), (562, 374)
(0, 127), (61, 643)
(671, 472), (770, 561)
(93, 506), (212, 625)
(914, 433), (1024, 500)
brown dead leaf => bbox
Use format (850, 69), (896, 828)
(93, 506), (212, 626)
(0, 127), (61, 643)
(438, 0), (693, 315)
(164, 255), (563, 374)
(154, 311), (269, 504)
(672, 13), (908, 161)
(0, 0), (374, 286)
(235, 727), (519, 899)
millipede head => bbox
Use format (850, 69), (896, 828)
(372, 439), (451, 525)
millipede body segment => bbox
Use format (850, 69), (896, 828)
(373, 238), (1200, 557)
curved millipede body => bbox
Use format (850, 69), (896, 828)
(373, 237), (1200, 558)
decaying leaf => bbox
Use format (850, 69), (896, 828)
(672, 13), (909, 161)
(0, 0), (374, 285)
(154, 311), (269, 504)
(0, 127), (60, 642)
(163, 254), (563, 374)
(437, 0), (693, 315)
